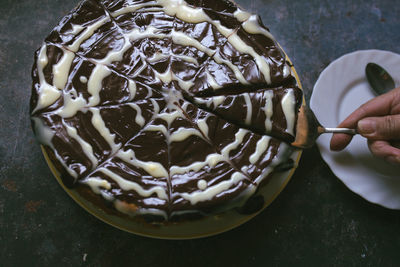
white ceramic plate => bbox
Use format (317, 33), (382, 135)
(310, 50), (400, 209)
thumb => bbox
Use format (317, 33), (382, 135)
(357, 114), (400, 140)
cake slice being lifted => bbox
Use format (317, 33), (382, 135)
(193, 87), (303, 142)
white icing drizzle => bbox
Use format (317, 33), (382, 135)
(127, 103), (146, 127)
(68, 17), (109, 52)
(212, 96), (225, 107)
(150, 99), (161, 114)
(281, 89), (296, 135)
(180, 100), (190, 111)
(283, 64), (291, 78)
(170, 129), (248, 177)
(169, 127), (203, 143)
(197, 116), (210, 137)
(53, 64), (111, 118)
(79, 76), (88, 83)
(170, 152), (223, 176)
(180, 172), (246, 205)
(197, 179), (208, 190)
(157, 0), (209, 23)
(227, 33), (271, 83)
(62, 120), (98, 167)
(32, 116), (54, 147)
(32, 116), (79, 179)
(117, 149), (169, 179)
(87, 64), (112, 106)
(155, 66), (194, 91)
(221, 129), (248, 157)
(130, 56), (148, 78)
(126, 25), (165, 40)
(81, 177), (112, 194)
(192, 97), (207, 105)
(101, 191), (115, 201)
(90, 108), (121, 153)
(193, 96), (224, 108)
(263, 90), (274, 132)
(243, 93), (252, 124)
(68, 24), (85, 35)
(145, 124), (168, 136)
(95, 36), (132, 66)
(147, 52), (199, 66)
(170, 30), (213, 55)
(212, 53), (248, 85)
(99, 167), (168, 199)
(173, 54), (199, 66)
(172, 128), (254, 204)
(233, 9), (251, 22)
(56, 91), (87, 118)
(52, 49), (75, 90)
(124, 25), (249, 85)
(253, 142), (292, 185)
(157, 109), (182, 126)
(146, 52), (168, 63)
(205, 70), (222, 90)
(111, 1), (159, 17)
(128, 80), (137, 100)
(155, 0), (272, 83)
(33, 44), (62, 113)
(249, 136), (271, 164)
(242, 15), (274, 40)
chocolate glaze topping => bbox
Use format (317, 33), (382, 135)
(31, 0), (302, 221)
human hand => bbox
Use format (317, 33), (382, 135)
(330, 87), (400, 164)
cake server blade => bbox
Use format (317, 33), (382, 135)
(291, 105), (357, 149)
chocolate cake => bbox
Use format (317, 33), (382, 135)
(30, 0), (302, 223)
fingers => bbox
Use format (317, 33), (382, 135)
(368, 140), (400, 164)
(330, 133), (353, 151)
(330, 87), (400, 151)
(331, 114), (400, 151)
(357, 114), (400, 140)
(336, 88), (397, 129)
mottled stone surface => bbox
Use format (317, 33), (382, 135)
(1, 0), (400, 266)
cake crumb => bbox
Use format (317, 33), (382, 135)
(2, 180), (17, 192)
(25, 200), (43, 213)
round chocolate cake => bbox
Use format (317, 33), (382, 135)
(31, 0), (302, 229)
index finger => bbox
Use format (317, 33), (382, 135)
(337, 89), (396, 129)
(330, 88), (399, 151)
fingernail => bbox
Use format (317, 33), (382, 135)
(358, 119), (376, 134)
(386, 156), (400, 165)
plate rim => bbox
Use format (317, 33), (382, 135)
(310, 49), (400, 209)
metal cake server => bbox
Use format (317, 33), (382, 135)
(291, 105), (357, 149)
(292, 63), (395, 149)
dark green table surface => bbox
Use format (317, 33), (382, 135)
(1, 0), (400, 266)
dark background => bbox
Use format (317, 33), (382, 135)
(1, 0), (400, 266)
